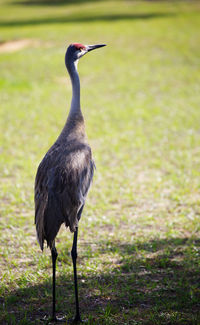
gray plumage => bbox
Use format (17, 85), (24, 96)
(35, 113), (95, 250)
(34, 43), (105, 322)
(34, 43), (100, 251)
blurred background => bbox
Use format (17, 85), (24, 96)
(0, 0), (200, 324)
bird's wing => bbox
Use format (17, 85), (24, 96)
(34, 142), (94, 249)
(35, 163), (66, 250)
(59, 146), (95, 232)
(34, 160), (48, 251)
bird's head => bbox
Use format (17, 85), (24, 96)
(65, 42), (106, 69)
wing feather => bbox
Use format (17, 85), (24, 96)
(34, 141), (94, 250)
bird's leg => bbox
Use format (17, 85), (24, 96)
(71, 227), (82, 323)
(41, 246), (65, 322)
(51, 244), (58, 321)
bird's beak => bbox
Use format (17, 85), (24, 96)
(87, 44), (106, 52)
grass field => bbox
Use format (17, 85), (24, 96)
(0, 0), (200, 324)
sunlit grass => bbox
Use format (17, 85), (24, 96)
(0, 0), (200, 324)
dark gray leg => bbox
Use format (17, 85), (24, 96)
(71, 227), (82, 322)
(51, 245), (58, 321)
(41, 245), (65, 323)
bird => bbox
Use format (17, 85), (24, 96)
(34, 42), (106, 323)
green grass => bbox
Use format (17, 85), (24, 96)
(0, 0), (200, 323)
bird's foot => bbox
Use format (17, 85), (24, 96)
(41, 314), (66, 323)
(69, 314), (84, 324)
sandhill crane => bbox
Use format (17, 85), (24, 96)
(34, 43), (106, 322)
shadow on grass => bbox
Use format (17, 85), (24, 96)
(0, 12), (175, 28)
(1, 237), (200, 324)
(11, 0), (100, 5)
(10, 0), (191, 5)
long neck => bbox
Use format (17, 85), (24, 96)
(57, 59), (85, 142)
(67, 60), (82, 119)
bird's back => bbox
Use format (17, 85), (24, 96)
(35, 116), (94, 250)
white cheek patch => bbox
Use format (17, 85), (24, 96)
(78, 49), (87, 58)
(74, 60), (79, 69)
